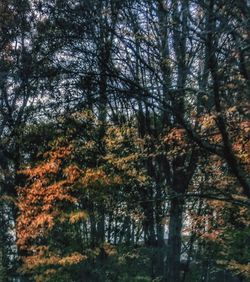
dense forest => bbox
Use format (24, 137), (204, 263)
(0, 0), (249, 281)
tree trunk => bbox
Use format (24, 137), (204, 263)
(165, 194), (185, 282)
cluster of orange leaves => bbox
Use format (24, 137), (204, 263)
(17, 145), (78, 249)
(162, 127), (190, 159)
(16, 128), (129, 275)
(22, 251), (87, 271)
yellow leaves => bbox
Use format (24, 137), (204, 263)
(0, 195), (16, 204)
(71, 110), (95, 122)
(217, 260), (248, 276)
(81, 169), (124, 189)
(227, 106), (237, 113)
(44, 269), (57, 275)
(69, 211), (88, 223)
(117, 250), (139, 265)
(84, 140), (96, 150)
(199, 113), (216, 130)
(112, 175), (123, 185)
(81, 168), (110, 187)
(105, 152), (140, 171)
(136, 174), (149, 183)
(20, 250), (87, 281)
(58, 252), (87, 266)
(34, 269), (57, 282)
(103, 124), (151, 185)
(104, 152), (148, 184)
(85, 244), (117, 258)
(102, 243), (117, 256)
(22, 252), (87, 272)
(105, 125), (138, 151)
(227, 260), (250, 277)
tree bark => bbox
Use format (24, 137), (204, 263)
(165, 194), (185, 282)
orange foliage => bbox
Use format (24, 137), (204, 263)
(16, 120), (141, 278)
(21, 251), (87, 272)
(17, 145), (77, 250)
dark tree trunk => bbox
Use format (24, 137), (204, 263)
(165, 194), (185, 282)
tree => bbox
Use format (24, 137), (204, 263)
(0, 0), (248, 281)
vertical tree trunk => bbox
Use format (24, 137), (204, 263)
(89, 204), (97, 247)
(165, 194), (185, 282)
(97, 210), (105, 244)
